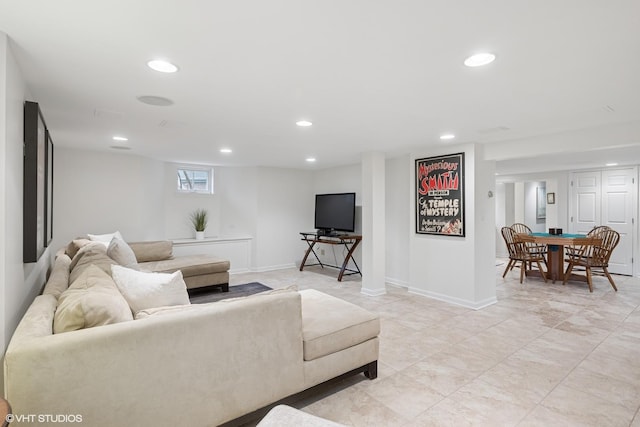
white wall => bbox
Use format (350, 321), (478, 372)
(409, 144), (496, 309)
(255, 168), (314, 271)
(52, 147), (165, 249)
(0, 34), (53, 368)
(385, 155), (410, 287)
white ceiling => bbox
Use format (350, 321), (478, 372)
(1, 1), (639, 172)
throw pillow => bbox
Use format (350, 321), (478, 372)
(54, 265), (134, 334)
(88, 231), (124, 248)
(107, 237), (139, 270)
(111, 265), (190, 314)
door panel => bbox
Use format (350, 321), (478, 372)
(571, 171), (600, 235)
(602, 168), (635, 275)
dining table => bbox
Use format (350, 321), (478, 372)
(517, 232), (590, 283)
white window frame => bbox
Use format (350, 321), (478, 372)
(176, 166), (214, 194)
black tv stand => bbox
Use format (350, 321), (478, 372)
(299, 232), (362, 281)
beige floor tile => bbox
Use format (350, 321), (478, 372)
(447, 379), (536, 426)
(406, 398), (492, 427)
(540, 384), (636, 426)
(404, 358), (479, 396)
(355, 371), (445, 419)
(562, 365), (640, 412)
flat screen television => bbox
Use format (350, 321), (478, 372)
(314, 192), (356, 235)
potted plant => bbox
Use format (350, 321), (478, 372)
(190, 208), (208, 240)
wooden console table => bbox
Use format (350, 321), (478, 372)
(299, 232), (362, 281)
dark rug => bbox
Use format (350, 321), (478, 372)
(189, 282), (272, 304)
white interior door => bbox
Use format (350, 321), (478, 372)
(570, 168), (635, 275)
(601, 168), (635, 275)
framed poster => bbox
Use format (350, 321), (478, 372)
(415, 152), (465, 236)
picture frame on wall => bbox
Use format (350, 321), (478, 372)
(547, 192), (555, 204)
(45, 130), (54, 246)
(23, 101), (53, 262)
(415, 152), (465, 236)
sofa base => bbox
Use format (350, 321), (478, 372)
(187, 282), (229, 294)
(220, 361), (377, 427)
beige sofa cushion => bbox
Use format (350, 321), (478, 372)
(128, 240), (173, 262)
(107, 237), (139, 269)
(65, 238), (92, 259)
(300, 289), (380, 361)
(42, 254), (71, 298)
(54, 265), (134, 333)
(69, 244), (117, 284)
(139, 254), (230, 278)
(111, 265), (190, 314)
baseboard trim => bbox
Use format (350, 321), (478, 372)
(385, 277), (409, 288)
(408, 287), (497, 310)
(252, 263), (297, 273)
(360, 288), (386, 297)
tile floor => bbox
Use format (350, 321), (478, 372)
(230, 262), (640, 426)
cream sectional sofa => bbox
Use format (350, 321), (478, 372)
(3, 244), (379, 426)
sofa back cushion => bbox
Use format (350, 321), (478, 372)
(54, 265), (134, 334)
(42, 254), (72, 298)
(128, 240), (173, 263)
(65, 238), (92, 259)
(69, 244), (117, 284)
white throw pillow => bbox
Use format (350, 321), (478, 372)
(111, 265), (190, 314)
(107, 237), (139, 269)
(88, 231), (124, 248)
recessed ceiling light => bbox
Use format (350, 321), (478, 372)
(220, 148), (232, 154)
(137, 95), (174, 106)
(306, 157), (316, 162)
(110, 145), (131, 150)
(440, 134), (455, 140)
(147, 59), (178, 73)
(112, 136), (128, 142)
(606, 162), (618, 167)
(464, 52), (496, 67)
(296, 120), (313, 127)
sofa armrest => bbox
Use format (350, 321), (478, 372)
(4, 291), (305, 427)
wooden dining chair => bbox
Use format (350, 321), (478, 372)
(510, 223), (547, 268)
(563, 229), (619, 292)
(501, 227), (548, 284)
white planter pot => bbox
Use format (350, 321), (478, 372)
(195, 231), (205, 240)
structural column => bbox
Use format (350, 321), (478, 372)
(361, 152), (386, 296)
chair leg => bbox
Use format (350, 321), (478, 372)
(536, 260), (547, 283)
(519, 261), (525, 284)
(586, 267), (593, 292)
(602, 267), (618, 291)
(502, 260), (515, 278)
(563, 263), (574, 285)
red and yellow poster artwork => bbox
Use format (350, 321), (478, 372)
(415, 153), (465, 236)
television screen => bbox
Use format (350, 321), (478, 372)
(314, 193), (356, 233)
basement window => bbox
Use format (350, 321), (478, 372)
(177, 167), (214, 194)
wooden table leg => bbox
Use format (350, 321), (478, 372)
(547, 244), (565, 283)
(300, 240), (320, 271)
